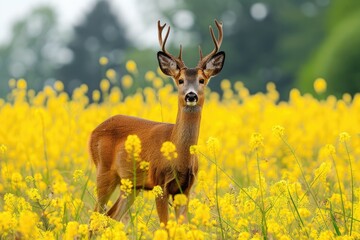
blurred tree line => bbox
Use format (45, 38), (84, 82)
(0, 0), (359, 100)
(297, 1), (360, 97)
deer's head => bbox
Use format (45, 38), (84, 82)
(157, 20), (225, 109)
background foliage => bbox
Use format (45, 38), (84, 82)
(1, 0), (359, 99)
(297, 1), (360, 97)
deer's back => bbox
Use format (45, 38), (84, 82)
(89, 115), (173, 167)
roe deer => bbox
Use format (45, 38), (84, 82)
(89, 19), (225, 224)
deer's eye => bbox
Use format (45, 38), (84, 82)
(199, 79), (205, 84)
(178, 79), (184, 85)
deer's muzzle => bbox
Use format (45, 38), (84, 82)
(185, 92), (198, 106)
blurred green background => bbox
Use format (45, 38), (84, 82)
(0, 0), (359, 100)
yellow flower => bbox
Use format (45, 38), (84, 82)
(8, 78), (16, 88)
(126, 60), (137, 73)
(64, 221), (79, 240)
(53, 179), (68, 195)
(190, 145), (200, 155)
(139, 160), (150, 171)
(120, 178), (133, 198)
(250, 132), (264, 151)
(192, 203), (211, 225)
(161, 141), (178, 160)
(173, 194), (188, 207)
(73, 169), (84, 182)
(78, 224), (89, 239)
(17, 78), (27, 89)
(44, 85), (55, 97)
(187, 229), (205, 240)
(339, 132), (350, 143)
(298, 208), (311, 218)
(0, 144), (7, 154)
(152, 185), (164, 198)
(121, 75), (133, 89)
(109, 87), (122, 103)
(4, 193), (31, 213)
(343, 93), (352, 103)
(207, 137), (220, 153)
(220, 79), (231, 90)
(272, 125), (285, 137)
(49, 215), (63, 233)
(11, 172), (23, 189)
(153, 77), (164, 88)
(92, 90), (101, 102)
(54, 80), (64, 92)
(100, 222), (127, 238)
(313, 161), (331, 183)
(270, 180), (287, 196)
(100, 79), (110, 92)
(125, 134), (142, 162)
(175, 227), (188, 240)
(25, 175), (34, 184)
(238, 231), (251, 240)
(318, 230), (334, 239)
(145, 71), (156, 81)
(80, 84), (88, 93)
(106, 68), (116, 81)
(313, 77), (327, 94)
(99, 56), (109, 65)
(325, 144), (336, 155)
(0, 211), (17, 235)
(17, 210), (39, 238)
(89, 212), (110, 233)
(154, 229), (168, 240)
(27, 188), (42, 201)
(34, 173), (43, 182)
(239, 88), (249, 99)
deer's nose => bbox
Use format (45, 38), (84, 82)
(185, 92), (198, 106)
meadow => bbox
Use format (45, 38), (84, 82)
(0, 61), (359, 239)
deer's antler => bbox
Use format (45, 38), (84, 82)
(158, 21), (186, 69)
(197, 19), (223, 68)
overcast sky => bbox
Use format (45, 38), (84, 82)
(0, 0), (147, 45)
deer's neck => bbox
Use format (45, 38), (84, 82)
(171, 105), (201, 170)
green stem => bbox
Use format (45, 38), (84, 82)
(213, 149), (225, 240)
(132, 155), (137, 239)
(172, 169), (183, 194)
(39, 112), (50, 183)
(199, 151), (262, 210)
(329, 153), (347, 234)
(256, 151), (267, 239)
(344, 142), (354, 235)
(287, 186), (310, 238)
(280, 136), (329, 230)
(75, 169), (92, 221)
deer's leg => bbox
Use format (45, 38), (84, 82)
(156, 192), (169, 225)
(175, 189), (191, 222)
(175, 203), (188, 222)
(108, 190), (138, 222)
(94, 139), (120, 213)
(94, 168), (119, 213)
(105, 196), (120, 217)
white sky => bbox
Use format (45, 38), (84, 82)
(0, 0), (152, 46)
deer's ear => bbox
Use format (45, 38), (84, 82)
(157, 52), (180, 77)
(203, 51), (225, 78)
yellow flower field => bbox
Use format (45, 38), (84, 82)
(0, 65), (360, 239)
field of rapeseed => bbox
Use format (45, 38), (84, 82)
(0, 60), (359, 239)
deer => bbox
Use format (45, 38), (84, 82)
(89, 19), (225, 225)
